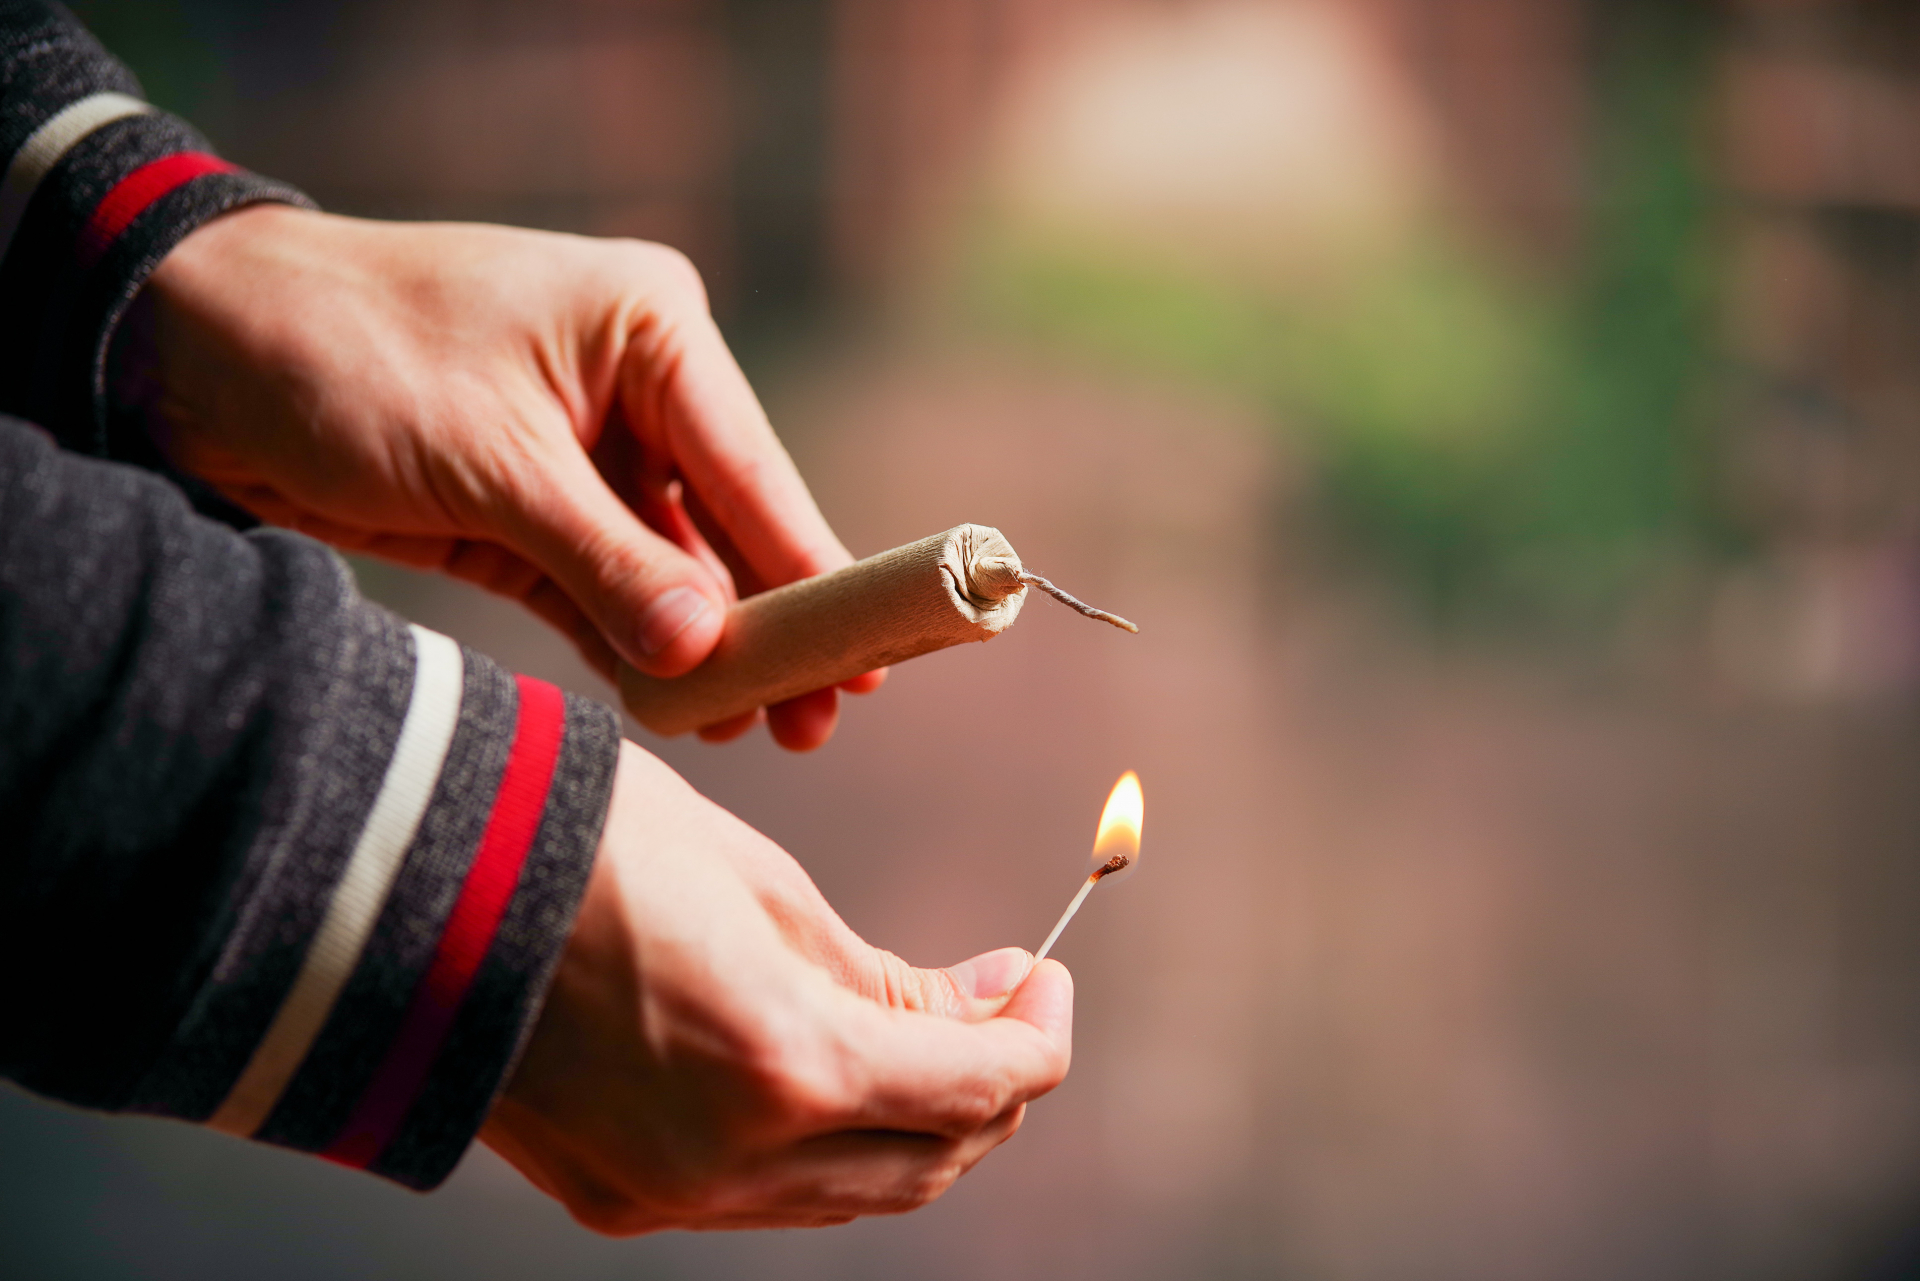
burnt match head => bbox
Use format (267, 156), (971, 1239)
(1093, 853), (1133, 880)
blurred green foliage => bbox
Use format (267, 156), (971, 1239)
(971, 5), (1733, 636)
(65, 0), (228, 119)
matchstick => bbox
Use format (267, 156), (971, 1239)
(1034, 771), (1143, 962)
(1034, 856), (1129, 962)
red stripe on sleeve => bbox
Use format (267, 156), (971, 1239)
(77, 151), (236, 268)
(321, 676), (567, 1170)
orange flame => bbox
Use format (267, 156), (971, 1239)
(1090, 770), (1143, 877)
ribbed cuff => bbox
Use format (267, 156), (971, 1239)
(0, 74), (314, 452)
(129, 626), (617, 1190)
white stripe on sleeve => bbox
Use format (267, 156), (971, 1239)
(208, 625), (465, 1137)
(0, 91), (152, 263)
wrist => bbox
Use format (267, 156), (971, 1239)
(107, 203), (320, 416)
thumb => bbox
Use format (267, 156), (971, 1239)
(992, 957), (1073, 1049)
(873, 947), (1041, 1023)
(940, 947), (1040, 1020)
(502, 445), (729, 677)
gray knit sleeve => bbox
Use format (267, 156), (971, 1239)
(0, 416), (616, 1190)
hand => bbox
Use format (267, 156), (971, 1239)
(117, 205), (882, 750)
(482, 742), (1073, 1233)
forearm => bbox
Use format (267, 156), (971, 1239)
(0, 416), (617, 1188)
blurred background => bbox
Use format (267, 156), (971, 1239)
(10, 0), (1920, 1277)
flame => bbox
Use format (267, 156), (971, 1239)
(1090, 770), (1143, 878)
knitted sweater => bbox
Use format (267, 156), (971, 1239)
(0, 2), (617, 1191)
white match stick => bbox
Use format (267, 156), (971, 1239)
(1033, 851), (1132, 962)
(1034, 875), (1098, 963)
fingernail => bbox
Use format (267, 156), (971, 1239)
(947, 947), (1034, 1000)
(637, 586), (712, 657)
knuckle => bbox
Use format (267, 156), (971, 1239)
(873, 949), (914, 1007)
(624, 1146), (758, 1226)
(644, 1174), (731, 1222)
(661, 247), (709, 304)
(623, 240), (708, 309)
(891, 1160), (963, 1213)
(868, 948), (960, 1015)
(944, 1080), (1004, 1131)
(565, 1187), (652, 1238)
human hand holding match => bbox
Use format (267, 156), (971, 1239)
(482, 742), (1073, 1234)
